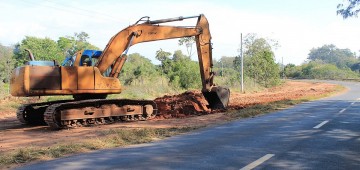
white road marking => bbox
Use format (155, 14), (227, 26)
(339, 108), (346, 113)
(240, 154), (275, 170)
(351, 102), (355, 105)
(313, 120), (329, 129)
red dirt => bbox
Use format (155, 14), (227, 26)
(0, 81), (342, 153)
(154, 90), (211, 119)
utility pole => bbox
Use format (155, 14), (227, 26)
(282, 56), (285, 79)
(5, 51), (10, 94)
(7, 59), (10, 94)
(240, 33), (244, 93)
(221, 59), (223, 77)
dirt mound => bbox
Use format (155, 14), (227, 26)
(154, 91), (211, 119)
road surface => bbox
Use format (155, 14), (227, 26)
(16, 81), (360, 170)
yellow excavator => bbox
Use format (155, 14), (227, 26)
(10, 14), (230, 129)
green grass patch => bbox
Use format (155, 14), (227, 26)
(226, 99), (308, 119)
(305, 84), (346, 100)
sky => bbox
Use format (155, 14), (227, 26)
(0, 0), (359, 65)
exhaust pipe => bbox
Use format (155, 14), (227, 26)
(25, 49), (35, 61)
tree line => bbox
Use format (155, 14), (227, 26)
(283, 44), (360, 80)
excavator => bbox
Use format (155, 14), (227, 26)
(10, 14), (230, 129)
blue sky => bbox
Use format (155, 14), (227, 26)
(0, 0), (359, 65)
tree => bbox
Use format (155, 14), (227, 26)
(236, 34), (280, 87)
(167, 57), (201, 89)
(75, 32), (89, 42)
(172, 50), (187, 61)
(178, 37), (195, 58)
(155, 48), (173, 75)
(284, 63), (302, 78)
(214, 56), (236, 77)
(337, 0), (360, 19)
(210, 56), (241, 86)
(155, 48), (171, 62)
(57, 36), (75, 56)
(300, 61), (358, 79)
(14, 36), (63, 66)
(155, 49), (201, 89)
(308, 44), (356, 69)
(57, 32), (100, 56)
(120, 53), (159, 85)
(0, 44), (14, 84)
(215, 56), (236, 68)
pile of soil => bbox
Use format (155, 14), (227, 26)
(154, 91), (211, 119)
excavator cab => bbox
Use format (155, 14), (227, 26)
(61, 50), (102, 67)
(79, 50), (102, 67)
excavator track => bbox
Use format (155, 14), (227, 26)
(16, 104), (30, 124)
(43, 99), (157, 129)
(16, 100), (73, 125)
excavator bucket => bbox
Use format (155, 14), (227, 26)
(202, 86), (230, 110)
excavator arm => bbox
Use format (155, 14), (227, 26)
(96, 14), (230, 109)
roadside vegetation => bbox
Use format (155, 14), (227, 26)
(283, 44), (360, 80)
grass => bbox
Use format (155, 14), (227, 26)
(0, 127), (199, 168)
(304, 84), (346, 100)
(225, 99), (308, 119)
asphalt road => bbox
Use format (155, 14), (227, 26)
(17, 81), (360, 170)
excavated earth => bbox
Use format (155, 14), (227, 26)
(0, 81), (342, 153)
